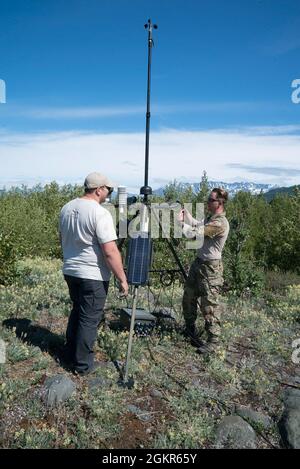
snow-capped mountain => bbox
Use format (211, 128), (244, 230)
(153, 181), (278, 198)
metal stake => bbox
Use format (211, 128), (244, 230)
(123, 286), (139, 385)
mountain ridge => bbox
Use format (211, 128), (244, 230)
(152, 181), (279, 198)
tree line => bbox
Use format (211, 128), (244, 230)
(0, 179), (299, 294)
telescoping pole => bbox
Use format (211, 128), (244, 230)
(140, 19), (157, 203)
(121, 21), (157, 388)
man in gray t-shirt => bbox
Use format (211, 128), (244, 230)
(59, 172), (128, 376)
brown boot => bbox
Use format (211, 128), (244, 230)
(183, 324), (204, 348)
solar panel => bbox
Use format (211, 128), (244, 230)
(126, 235), (152, 286)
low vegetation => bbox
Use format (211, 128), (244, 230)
(0, 179), (299, 448)
(0, 258), (299, 449)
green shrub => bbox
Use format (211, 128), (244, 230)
(0, 230), (20, 285)
(265, 270), (300, 292)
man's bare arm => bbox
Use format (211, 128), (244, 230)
(101, 241), (128, 295)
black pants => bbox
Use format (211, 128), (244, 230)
(64, 275), (109, 374)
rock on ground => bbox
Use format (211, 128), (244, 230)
(235, 405), (273, 429)
(127, 404), (154, 423)
(279, 388), (300, 449)
(149, 388), (163, 399)
(43, 374), (76, 408)
(88, 376), (112, 391)
(215, 415), (257, 449)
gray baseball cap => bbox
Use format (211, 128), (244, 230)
(84, 172), (116, 190)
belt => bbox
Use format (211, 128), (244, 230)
(197, 258), (221, 266)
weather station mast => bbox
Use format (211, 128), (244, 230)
(140, 19), (158, 204)
(121, 20), (188, 387)
(121, 20), (158, 387)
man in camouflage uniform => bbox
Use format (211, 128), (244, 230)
(179, 188), (230, 354)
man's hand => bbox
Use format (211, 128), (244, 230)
(177, 209), (184, 223)
(178, 208), (194, 225)
(119, 279), (129, 297)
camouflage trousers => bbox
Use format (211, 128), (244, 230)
(182, 257), (224, 341)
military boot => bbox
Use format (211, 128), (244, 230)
(196, 334), (219, 355)
(196, 341), (217, 355)
(183, 324), (204, 348)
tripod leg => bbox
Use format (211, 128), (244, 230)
(151, 208), (187, 281)
(123, 286), (139, 384)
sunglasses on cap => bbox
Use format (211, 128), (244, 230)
(105, 186), (113, 196)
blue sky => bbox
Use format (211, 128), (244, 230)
(0, 0), (300, 191)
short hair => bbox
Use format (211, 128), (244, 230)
(211, 188), (229, 203)
(84, 187), (97, 195)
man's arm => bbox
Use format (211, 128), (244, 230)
(203, 220), (226, 238)
(101, 241), (129, 296)
(181, 219), (225, 239)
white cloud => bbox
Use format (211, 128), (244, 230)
(1, 101), (285, 120)
(22, 106), (145, 119)
(0, 127), (299, 191)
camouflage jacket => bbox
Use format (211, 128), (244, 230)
(182, 212), (230, 260)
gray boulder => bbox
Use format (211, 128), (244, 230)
(43, 374), (76, 407)
(215, 415), (256, 449)
(279, 388), (300, 449)
(149, 388), (163, 399)
(279, 410), (300, 449)
(88, 376), (112, 391)
(283, 388), (300, 410)
(235, 405), (273, 429)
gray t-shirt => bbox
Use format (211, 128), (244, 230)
(59, 198), (117, 281)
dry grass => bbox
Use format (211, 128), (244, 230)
(0, 258), (299, 448)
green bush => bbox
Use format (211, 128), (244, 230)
(265, 270), (300, 292)
(0, 179), (299, 293)
(0, 230), (20, 285)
